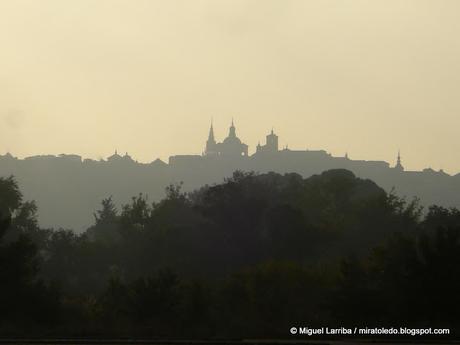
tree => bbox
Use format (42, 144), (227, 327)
(0, 176), (60, 329)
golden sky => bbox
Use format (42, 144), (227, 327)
(1, 0), (459, 172)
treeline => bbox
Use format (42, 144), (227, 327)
(0, 170), (459, 338)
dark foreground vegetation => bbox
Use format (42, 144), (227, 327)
(1, 169), (459, 338)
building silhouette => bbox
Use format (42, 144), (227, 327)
(2, 120), (460, 232)
(205, 121), (218, 156)
(394, 150), (404, 171)
(256, 129), (279, 154)
(204, 120), (249, 157)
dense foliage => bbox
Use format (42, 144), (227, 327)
(0, 169), (459, 338)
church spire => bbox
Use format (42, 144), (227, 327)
(208, 119), (215, 142)
(395, 150), (404, 171)
(204, 119), (217, 156)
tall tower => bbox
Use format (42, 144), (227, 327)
(205, 120), (218, 156)
(256, 128), (279, 153)
(394, 150), (404, 171)
(265, 129), (279, 152)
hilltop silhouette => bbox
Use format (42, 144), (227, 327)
(0, 121), (457, 231)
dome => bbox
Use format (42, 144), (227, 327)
(223, 136), (242, 145)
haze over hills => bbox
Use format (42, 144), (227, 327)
(3, 1), (460, 174)
(3, 1), (460, 339)
(0, 120), (457, 232)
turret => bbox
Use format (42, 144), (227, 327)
(228, 118), (236, 138)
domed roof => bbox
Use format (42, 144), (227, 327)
(223, 135), (242, 145)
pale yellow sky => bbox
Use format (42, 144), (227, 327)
(1, 0), (459, 172)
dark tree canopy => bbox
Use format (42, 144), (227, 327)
(0, 171), (458, 338)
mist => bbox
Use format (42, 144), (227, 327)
(1, 0), (460, 172)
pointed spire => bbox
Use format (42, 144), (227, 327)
(395, 149), (404, 171)
(208, 119), (215, 142)
(229, 118), (236, 137)
(205, 118), (217, 156)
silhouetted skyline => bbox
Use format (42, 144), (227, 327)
(1, 1), (460, 173)
(1, 121), (457, 232)
(2, 2), (460, 340)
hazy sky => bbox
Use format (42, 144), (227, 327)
(1, 0), (460, 172)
